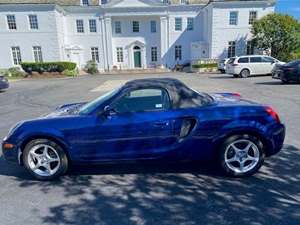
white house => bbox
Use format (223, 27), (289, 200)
(0, 0), (276, 71)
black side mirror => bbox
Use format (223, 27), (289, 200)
(103, 105), (116, 117)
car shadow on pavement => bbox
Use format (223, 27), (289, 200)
(1, 144), (300, 225)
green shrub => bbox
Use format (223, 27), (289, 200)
(1, 67), (26, 78)
(21, 62), (77, 74)
(85, 60), (98, 74)
(192, 63), (218, 69)
(62, 69), (79, 77)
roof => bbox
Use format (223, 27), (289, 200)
(123, 78), (207, 109)
(0, 0), (274, 6)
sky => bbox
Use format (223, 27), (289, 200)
(275, 0), (300, 20)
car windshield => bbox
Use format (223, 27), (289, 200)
(78, 87), (120, 114)
(285, 60), (300, 67)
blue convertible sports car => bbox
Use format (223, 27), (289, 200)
(2, 78), (285, 180)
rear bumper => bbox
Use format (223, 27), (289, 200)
(265, 123), (285, 157)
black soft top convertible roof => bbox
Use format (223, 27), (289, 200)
(122, 78), (207, 109)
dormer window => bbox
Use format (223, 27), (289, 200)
(81, 0), (89, 6)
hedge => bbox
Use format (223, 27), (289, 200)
(192, 63), (218, 69)
(21, 62), (77, 73)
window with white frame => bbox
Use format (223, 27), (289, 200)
(175, 18), (182, 31)
(150, 20), (156, 33)
(151, 47), (158, 62)
(187, 17), (194, 31)
(89, 19), (97, 32)
(228, 41), (236, 58)
(175, 45), (182, 60)
(229, 11), (238, 25)
(81, 0), (89, 6)
(76, 19), (84, 33)
(246, 41), (255, 55)
(91, 47), (99, 62)
(116, 47), (123, 62)
(7, 15), (17, 30)
(29, 15), (38, 30)
(115, 21), (121, 34)
(249, 11), (257, 25)
(132, 21), (139, 32)
(11, 47), (22, 65)
(33, 46), (43, 62)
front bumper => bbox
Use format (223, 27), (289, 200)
(0, 81), (9, 90)
(2, 140), (20, 164)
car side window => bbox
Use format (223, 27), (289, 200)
(238, 57), (249, 63)
(113, 88), (170, 113)
(250, 57), (262, 63)
(262, 57), (274, 63)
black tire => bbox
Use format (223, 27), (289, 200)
(23, 139), (68, 181)
(233, 74), (239, 78)
(218, 134), (265, 177)
(240, 69), (250, 78)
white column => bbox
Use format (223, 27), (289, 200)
(103, 16), (113, 71)
(160, 16), (169, 67)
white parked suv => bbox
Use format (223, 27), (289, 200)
(226, 55), (285, 78)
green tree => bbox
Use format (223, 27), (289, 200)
(251, 13), (300, 61)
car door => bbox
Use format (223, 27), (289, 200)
(78, 88), (180, 161)
(249, 56), (263, 75)
(262, 56), (275, 74)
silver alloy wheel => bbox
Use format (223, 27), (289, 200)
(241, 69), (250, 78)
(27, 144), (61, 177)
(224, 139), (260, 174)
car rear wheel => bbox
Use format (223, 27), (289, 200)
(240, 69), (250, 78)
(23, 139), (68, 181)
(219, 135), (265, 177)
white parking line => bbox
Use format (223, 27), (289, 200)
(90, 79), (129, 92)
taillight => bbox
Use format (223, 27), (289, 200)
(286, 67), (295, 72)
(232, 92), (241, 97)
(265, 106), (281, 123)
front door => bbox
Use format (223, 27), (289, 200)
(133, 46), (142, 68)
(74, 88), (179, 162)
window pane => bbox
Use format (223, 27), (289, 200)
(238, 57), (249, 63)
(82, 0), (89, 6)
(249, 11), (257, 25)
(89, 19), (97, 32)
(175, 18), (182, 31)
(227, 41), (236, 58)
(115, 21), (121, 34)
(150, 20), (156, 33)
(91, 47), (99, 62)
(187, 18), (194, 31)
(11, 47), (22, 65)
(262, 57), (274, 63)
(76, 20), (84, 33)
(175, 45), (182, 60)
(116, 47), (123, 62)
(250, 57), (262, 63)
(114, 88), (169, 113)
(132, 21), (139, 32)
(33, 46), (43, 62)
(7, 15), (17, 30)
(29, 15), (38, 30)
(229, 12), (238, 25)
(151, 47), (158, 62)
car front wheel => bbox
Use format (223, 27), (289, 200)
(219, 135), (265, 177)
(23, 139), (68, 181)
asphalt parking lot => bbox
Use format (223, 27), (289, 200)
(0, 73), (300, 225)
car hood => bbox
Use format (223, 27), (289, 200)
(42, 102), (87, 118)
